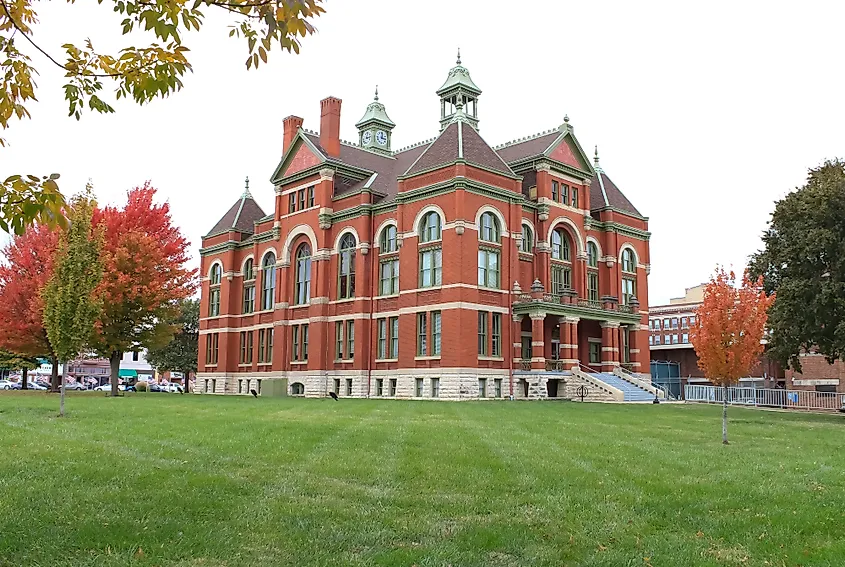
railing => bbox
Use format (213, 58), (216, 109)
(545, 360), (565, 372)
(515, 292), (637, 315)
(685, 385), (845, 411)
(615, 364), (671, 400)
(519, 359), (532, 371)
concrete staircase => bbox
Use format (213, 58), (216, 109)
(591, 372), (655, 402)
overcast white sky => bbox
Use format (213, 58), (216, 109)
(2, 1), (843, 304)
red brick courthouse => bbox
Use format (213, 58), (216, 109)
(198, 54), (652, 400)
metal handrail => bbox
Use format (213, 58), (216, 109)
(616, 365), (674, 400)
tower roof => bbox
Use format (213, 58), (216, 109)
(436, 49), (482, 96)
(404, 119), (515, 177)
(355, 86), (395, 129)
(205, 178), (267, 237)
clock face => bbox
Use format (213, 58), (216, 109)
(362, 130), (372, 145)
(376, 130), (388, 146)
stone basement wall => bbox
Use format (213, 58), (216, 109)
(563, 373), (617, 402)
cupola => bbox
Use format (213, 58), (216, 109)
(355, 86), (395, 153)
(437, 49), (481, 131)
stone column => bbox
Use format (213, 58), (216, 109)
(530, 312), (546, 370)
(628, 325), (644, 373)
(600, 321), (619, 372)
(559, 317), (571, 364)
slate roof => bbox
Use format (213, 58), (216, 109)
(206, 191), (267, 237)
(591, 171), (642, 217)
(405, 120), (514, 176)
(494, 131), (560, 163)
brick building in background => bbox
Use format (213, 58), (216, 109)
(198, 54), (651, 399)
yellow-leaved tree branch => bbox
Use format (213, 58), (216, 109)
(0, 0), (325, 234)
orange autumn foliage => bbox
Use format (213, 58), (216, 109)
(690, 268), (775, 385)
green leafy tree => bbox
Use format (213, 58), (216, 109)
(749, 159), (845, 371)
(43, 188), (103, 416)
(146, 298), (199, 392)
(0, 349), (38, 388)
(0, 0), (325, 233)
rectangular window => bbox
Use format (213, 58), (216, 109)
(572, 187), (579, 208)
(431, 311), (441, 356)
(494, 378), (503, 398)
(415, 378), (424, 397)
(292, 325), (300, 361)
(209, 288), (220, 317)
(673, 334), (679, 345)
(375, 378), (383, 397)
(132, 350), (139, 362)
(265, 328), (273, 364)
(681, 317), (688, 328)
(682, 333), (689, 344)
(288, 193), (296, 213)
(663, 318), (670, 330)
(478, 378), (487, 398)
(205, 333), (219, 365)
(430, 378), (440, 398)
(302, 324), (308, 361)
(238, 379), (243, 394)
(243, 284), (255, 314)
(551, 180), (558, 201)
(589, 340), (601, 364)
(690, 315), (696, 326)
(477, 311), (488, 355)
(419, 248), (442, 287)
(257, 379), (262, 394)
(389, 378), (397, 396)
(390, 317), (399, 358)
(377, 319), (387, 359)
(345, 378), (352, 396)
(240, 331), (248, 364)
(258, 329), (266, 362)
(417, 313), (427, 356)
(551, 265), (571, 293)
(307, 185), (314, 208)
(672, 317), (679, 329)
(477, 249), (500, 288)
(491, 313), (501, 357)
(346, 320), (355, 359)
(333, 378), (340, 395)
(587, 272), (599, 302)
(622, 277), (637, 305)
(335, 322), (343, 360)
(649, 335), (654, 345)
(655, 335), (661, 345)
(298, 188), (306, 211)
(521, 335), (531, 359)
(561, 184), (569, 205)
(380, 259), (399, 295)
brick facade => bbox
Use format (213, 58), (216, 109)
(198, 57), (651, 399)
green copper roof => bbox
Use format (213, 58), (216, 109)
(436, 49), (481, 96)
(355, 86), (395, 129)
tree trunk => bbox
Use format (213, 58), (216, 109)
(21, 367), (28, 390)
(109, 351), (122, 397)
(59, 361), (66, 417)
(50, 356), (59, 392)
(183, 368), (190, 393)
(722, 385), (729, 445)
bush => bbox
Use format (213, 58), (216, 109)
(135, 381), (148, 392)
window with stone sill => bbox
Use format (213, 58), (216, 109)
(621, 248), (636, 273)
(209, 263), (221, 317)
(587, 242), (599, 268)
(379, 259), (399, 295)
(261, 252), (276, 311)
(561, 183), (569, 206)
(294, 244), (311, 305)
(417, 312), (427, 356)
(551, 264), (572, 294)
(477, 247), (500, 289)
(419, 211), (442, 243)
(390, 316), (399, 358)
(572, 187), (579, 209)
(288, 193), (296, 214)
(477, 311), (488, 356)
(298, 188), (306, 211)
(588, 341), (601, 364)
(520, 224), (533, 253)
(338, 233), (356, 300)
(307, 186), (315, 208)
(431, 311), (441, 356)
(587, 272), (599, 302)
(377, 319), (387, 359)
(380, 224), (398, 253)
(551, 228), (571, 261)
(621, 277), (636, 306)
(242, 258), (255, 314)
(551, 180), (558, 202)
(419, 246), (442, 288)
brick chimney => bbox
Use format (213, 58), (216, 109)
(283, 115), (304, 155)
(319, 97), (342, 158)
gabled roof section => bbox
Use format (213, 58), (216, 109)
(404, 119), (515, 177)
(494, 130), (560, 163)
(269, 130), (327, 183)
(591, 169), (643, 218)
(205, 184), (267, 238)
(494, 119), (593, 174)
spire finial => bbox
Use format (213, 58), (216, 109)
(456, 48), (461, 65)
(243, 176), (252, 198)
(593, 146), (603, 172)
(374, 84), (379, 101)
(564, 114), (570, 124)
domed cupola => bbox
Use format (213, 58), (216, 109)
(355, 86), (395, 153)
(437, 49), (481, 131)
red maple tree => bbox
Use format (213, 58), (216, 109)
(91, 183), (196, 395)
(0, 225), (61, 388)
(690, 268), (774, 444)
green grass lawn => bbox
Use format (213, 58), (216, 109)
(0, 394), (843, 567)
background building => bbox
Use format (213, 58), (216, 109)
(198, 54), (651, 400)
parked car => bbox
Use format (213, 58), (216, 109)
(26, 382), (47, 390)
(148, 383), (163, 393)
(64, 382), (86, 391)
(35, 380), (50, 389)
(0, 380), (13, 390)
(9, 382), (21, 390)
(163, 383), (183, 393)
(95, 383), (135, 392)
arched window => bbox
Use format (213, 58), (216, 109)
(479, 212), (500, 243)
(520, 224), (533, 253)
(586, 242), (599, 303)
(419, 211), (441, 243)
(380, 225), (397, 253)
(242, 258), (255, 314)
(587, 242), (598, 268)
(551, 228), (571, 261)
(294, 244), (311, 305)
(621, 248), (636, 273)
(209, 263), (222, 316)
(261, 252), (276, 311)
(338, 234), (356, 299)
(620, 248), (637, 306)
(290, 382), (305, 395)
(550, 228), (572, 294)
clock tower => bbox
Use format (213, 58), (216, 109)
(355, 86), (395, 154)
